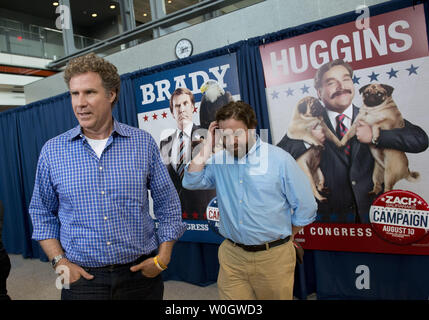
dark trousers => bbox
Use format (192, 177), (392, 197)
(61, 255), (164, 300)
(0, 248), (11, 300)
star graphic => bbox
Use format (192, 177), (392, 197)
(368, 71), (379, 82)
(193, 106), (198, 113)
(203, 212), (207, 220)
(300, 84), (310, 94)
(152, 113), (158, 120)
(381, 197), (385, 202)
(352, 75), (361, 84)
(192, 212), (199, 219)
(161, 112), (167, 119)
(386, 68), (399, 79)
(406, 64), (419, 75)
(182, 212), (188, 219)
(143, 115), (149, 122)
(286, 88), (294, 96)
(270, 90), (279, 99)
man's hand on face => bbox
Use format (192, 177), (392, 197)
(356, 120), (373, 144)
(204, 121), (220, 158)
(188, 121), (219, 169)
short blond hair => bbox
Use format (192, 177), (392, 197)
(64, 53), (121, 106)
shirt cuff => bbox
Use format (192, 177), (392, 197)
(157, 221), (187, 243)
(31, 225), (60, 241)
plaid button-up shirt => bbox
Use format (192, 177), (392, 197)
(29, 119), (186, 267)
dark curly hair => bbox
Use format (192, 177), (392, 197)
(215, 101), (258, 129)
(64, 53), (121, 106)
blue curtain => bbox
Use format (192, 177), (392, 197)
(0, 111), (27, 256)
(0, 94), (77, 259)
(113, 73), (138, 127)
(236, 42), (272, 143)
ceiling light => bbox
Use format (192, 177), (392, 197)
(168, 0), (172, 3)
(91, 13), (98, 18)
(143, 13), (147, 17)
(110, 4), (116, 9)
(53, 1), (59, 6)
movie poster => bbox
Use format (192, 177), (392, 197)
(133, 53), (240, 244)
(260, 4), (429, 255)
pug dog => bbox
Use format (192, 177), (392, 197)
(287, 96), (342, 201)
(339, 83), (419, 194)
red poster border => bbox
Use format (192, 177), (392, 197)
(295, 223), (429, 255)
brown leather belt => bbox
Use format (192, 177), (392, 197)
(227, 236), (290, 252)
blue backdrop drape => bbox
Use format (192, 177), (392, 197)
(1, 0), (428, 299)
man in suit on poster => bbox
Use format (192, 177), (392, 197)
(160, 88), (216, 220)
(277, 59), (428, 223)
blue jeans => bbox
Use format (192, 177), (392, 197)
(61, 254), (164, 300)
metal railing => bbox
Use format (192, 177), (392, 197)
(0, 17), (99, 60)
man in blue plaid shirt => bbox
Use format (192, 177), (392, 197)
(29, 53), (186, 300)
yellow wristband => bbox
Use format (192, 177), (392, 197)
(154, 255), (167, 271)
(156, 255), (168, 269)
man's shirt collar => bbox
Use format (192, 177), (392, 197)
(175, 122), (193, 139)
(326, 104), (353, 128)
(68, 118), (131, 141)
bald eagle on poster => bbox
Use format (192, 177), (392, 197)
(199, 80), (234, 129)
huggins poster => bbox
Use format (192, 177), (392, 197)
(260, 4), (429, 255)
(133, 53), (240, 244)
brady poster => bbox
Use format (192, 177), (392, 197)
(260, 4), (429, 255)
(134, 53), (240, 244)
